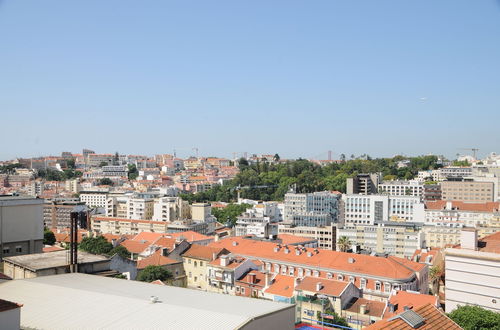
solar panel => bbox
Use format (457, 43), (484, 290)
(389, 309), (425, 328)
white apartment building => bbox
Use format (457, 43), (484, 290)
(80, 190), (109, 208)
(284, 191), (340, 227)
(337, 223), (425, 258)
(440, 166), (473, 179)
(378, 180), (423, 197)
(342, 194), (425, 225)
(423, 200), (500, 248)
(445, 229), (500, 313)
(152, 197), (191, 222)
(417, 169), (444, 182)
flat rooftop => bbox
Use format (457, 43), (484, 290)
(0, 273), (294, 330)
(3, 250), (109, 271)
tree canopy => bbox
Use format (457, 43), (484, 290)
(180, 156), (443, 202)
(128, 164), (139, 180)
(43, 228), (56, 245)
(37, 168), (82, 181)
(211, 203), (251, 226)
(107, 245), (131, 259)
(137, 265), (173, 283)
(79, 236), (113, 255)
(99, 178), (114, 186)
(448, 305), (500, 330)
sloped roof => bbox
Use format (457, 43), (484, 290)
(365, 304), (461, 330)
(209, 237), (421, 280)
(383, 291), (438, 319)
(137, 250), (180, 269)
(182, 245), (225, 261)
(295, 276), (350, 297)
(119, 239), (150, 254)
(344, 297), (385, 318)
(426, 200), (500, 212)
(264, 275), (295, 298)
(0, 299), (22, 312)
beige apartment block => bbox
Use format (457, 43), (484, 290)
(182, 245), (228, 290)
(278, 224), (336, 250)
(441, 180), (494, 203)
(91, 216), (169, 235)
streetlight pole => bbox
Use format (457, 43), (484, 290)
(318, 294), (328, 330)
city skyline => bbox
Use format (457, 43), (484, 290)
(1, 1), (499, 160)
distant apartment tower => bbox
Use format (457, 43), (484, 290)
(441, 180), (494, 203)
(440, 167), (473, 179)
(284, 191), (340, 227)
(342, 194), (425, 225)
(0, 195), (44, 260)
(423, 183), (442, 201)
(43, 199), (88, 229)
(346, 173), (380, 195)
(278, 224), (336, 250)
(79, 190), (108, 208)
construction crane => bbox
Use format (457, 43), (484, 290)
(232, 184), (278, 201)
(459, 148), (479, 159)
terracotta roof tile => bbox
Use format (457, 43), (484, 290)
(383, 291), (438, 319)
(137, 250), (180, 269)
(264, 274), (295, 298)
(365, 304), (461, 330)
(344, 298), (385, 318)
(119, 239), (149, 254)
(0, 299), (22, 312)
(426, 200), (500, 212)
(296, 276), (350, 297)
(182, 245), (226, 261)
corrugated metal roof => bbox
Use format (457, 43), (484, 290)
(0, 273), (294, 330)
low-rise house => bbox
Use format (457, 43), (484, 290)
(235, 270), (267, 298)
(295, 276), (361, 325)
(263, 274), (295, 303)
(207, 255), (260, 295)
(137, 250), (185, 287)
(2, 250), (110, 279)
(341, 297), (385, 329)
(182, 244), (228, 290)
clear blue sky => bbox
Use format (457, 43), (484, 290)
(1, 1), (499, 160)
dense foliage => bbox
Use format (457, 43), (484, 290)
(448, 305), (500, 330)
(79, 236), (113, 255)
(107, 245), (131, 259)
(0, 163), (24, 174)
(128, 164), (139, 180)
(137, 265), (173, 283)
(43, 228), (56, 245)
(211, 203), (252, 226)
(316, 310), (349, 327)
(182, 156), (442, 202)
(99, 178), (114, 186)
(38, 168), (82, 181)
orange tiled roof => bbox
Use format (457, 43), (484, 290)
(93, 216), (168, 225)
(0, 299), (22, 312)
(426, 200), (500, 212)
(344, 297), (385, 318)
(296, 276), (350, 297)
(265, 274), (295, 298)
(43, 246), (64, 253)
(150, 280), (166, 285)
(119, 239), (149, 254)
(236, 270), (266, 286)
(411, 248), (440, 264)
(383, 291), (438, 319)
(365, 304), (461, 330)
(137, 250), (180, 269)
(208, 237), (422, 280)
(182, 245), (226, 261)
(209, 256), (248, 269)
(477, 231), (500, 254)
(132, 232), (167, 244)
(167, 231), (212, 242)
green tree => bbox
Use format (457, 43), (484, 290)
(99, 161), (108, 167)
(448, 305), (500, 330)
(316, 310), (349, 327)
(137, 265), (173, 283)
(66, 158), (76, 169)
(99, 178), (114, 186)
(43, 228), (56, 245)
(212, 203), (251, 227)
(107, 245), (131, 259)
(337, 236), (351, 252)
(79, 236), (113, 255)
(273, 153), (280, 162)
(128, 164), (139, 180)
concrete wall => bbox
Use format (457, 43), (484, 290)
(110, 254), (138, 280)
(239, 306), (295, 330)
(445, 249), (500, 313)
(0, 197), (44, 260)
(0, 307), (21, 330)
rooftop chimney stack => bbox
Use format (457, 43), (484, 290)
(461, 228), (478, 250)
(316, 282), (323, 291)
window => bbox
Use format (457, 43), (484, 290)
(375, 282), (381, 291)
(2, 247), (9, 254)
(327, 272), (333, 279)
(188, 259), (191, 264)
(338, 274), (344, 281)
(384, 282), (391, 293)
(194, 276), (198, 282)
(236, 286), (240, 293)
(349, 276), (355, 283)
(241, 288), (245, 294)
(360, 278), (366, 289)
(189, 272), (192, 278)
(200, 261), (203, 267)
(194, 261), (197, 267)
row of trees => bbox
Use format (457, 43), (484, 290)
(182, 155), (443, 203)
(37, 168), (82, 181)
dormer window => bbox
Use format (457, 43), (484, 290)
(375, 281), (381, 291)
(313, 270), (319, 277)
(349, 276), (355, 283)
(327, 272), (333, 279)
(338, 274), (344, 281)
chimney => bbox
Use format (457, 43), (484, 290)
(274, 245), (280, 253)
(232, 241), (238, 246)
(360, 304), (367, 315)
(212, 252), (217, 261)
(461, 228), (478, 250)
(295, 249), (301, 256)
(220, 255), (229, 267)
(316, 282), (323, 291)
(348, 257), (355, 264)
(265, 272), (273, 287)
(284, 247), (290, 254)
(248, 273), (256, 284)
(307, 251), (313, 257)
